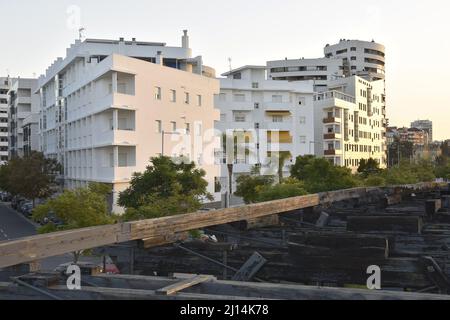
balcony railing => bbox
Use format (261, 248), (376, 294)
(314, 91), (356, 104)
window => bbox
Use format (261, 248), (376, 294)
(252, 82), (259, 89)
(351, 56), (357, 61)
(233, 73), (242, 80)
(272, 95), (282, 103)
(185, 123), (190, 134)
(171, 121), (177, 132)
(233, 94), (245, 102)
(118, 153), (128, 167)
(170, 90), (176, 102)
(254, 103), (260, 109)
(155, 87), (162, 100)
(272, 115), (283, 123)
(184, 92), (190, 104)
(351, 47), (357, 51)
(197, 95), (202, 107)
(156, 120), (162, 133)
(234, 112), (246, 122)
(299, 136), (307, 144)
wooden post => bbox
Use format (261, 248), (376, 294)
(426, 199), (442, 219)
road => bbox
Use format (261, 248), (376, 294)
(0, 202), (103, 271)
(0, 203), (37, 240)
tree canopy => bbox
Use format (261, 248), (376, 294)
(118, 156), (211, 220)
(290, 156), (360, 193)
(0, 152), (61, 204)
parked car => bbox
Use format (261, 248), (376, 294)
(20, 202), (34, 218)
(11, 196), (26, 210)
(0, 191), (12, 202)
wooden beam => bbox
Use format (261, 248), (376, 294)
(156, 275), (215, 295)
(0, 194), (319, 268)
(0, 183), (443, 269)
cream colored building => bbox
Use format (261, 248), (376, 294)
(314, 76), (387, 171)
(37, 32), (220, 212)
(215, 66), (315, 192)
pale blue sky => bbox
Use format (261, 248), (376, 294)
(1, 0), (449, 140)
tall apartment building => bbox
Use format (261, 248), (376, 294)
(411, 120), (433, 143)
(0, 77), (11, 163)
(37, 31), (220, 212)
(324, 39), (386, 81)
(267, 58), (342, 92)
(314, 76), (387, 171)
(215, 66), (315, 191)
(268, 39), (386, 90)
(8, 78), (40, 158)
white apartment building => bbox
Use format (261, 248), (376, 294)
(0, 77), (10, 163)
(411, 120), (433, 143)
(8, 78), (40, 158)
(314, 76), (387, 171)
(37, 31), (220, 212)
(267, 58), (342, 92)
(215, 66), (315, 191)
(324, 39), (386, 81)
(268, 39), (386, 87)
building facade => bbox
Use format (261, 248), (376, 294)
(268, 39), (386, 90)
(37, 31), (220, 212)
(313, 76), (387, 171)
(411, 120), (433, 143)
(215, 66), (315, 191)
(267, 58), (342, 92)
(8, 78), (39, 158)
(324, 39), (386, 81)
(0, 77), (10, 163)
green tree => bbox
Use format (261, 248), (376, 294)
(119, 156), (211, 220)
(357, 158), (381, 177)
(33, 183), (114, 263)
(235, 171), (274, 204)
(255, 178), (308, 203)
(1, 152), (61, 206)
(290, 156), (360, 193)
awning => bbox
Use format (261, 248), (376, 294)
(265, 111), (292, 116)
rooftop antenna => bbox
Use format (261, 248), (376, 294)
(228, 57), (232, 71)
(79, 27), (86, 41)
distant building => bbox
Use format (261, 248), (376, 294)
(0, 77), (11, 162)
(268, 39), (386, 93)
(215, 65), (315, 191)
(8, 78), (40, 158)
(411, 120), (433, 143)
(314, 76), (387, 172)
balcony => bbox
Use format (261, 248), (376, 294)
(323, 133), (342, 140)
(94, 129), (137, 147)
(314, 91), (356, 104)
(94, 166), (137, 183)
(323, 117), (341, 124)
(324, 149), (339, 156)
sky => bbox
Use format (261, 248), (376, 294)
(0, 0), (449, 140)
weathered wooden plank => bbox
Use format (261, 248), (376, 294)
(156, 275), (215, 295)
(0, 183), (443, 269)
(0, 194), (318, 268)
